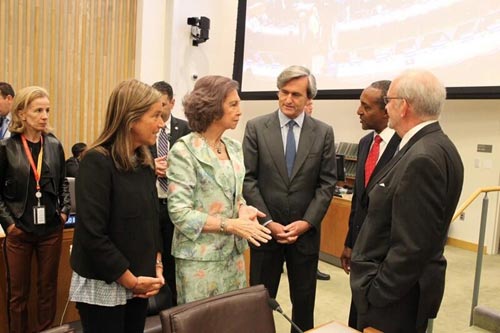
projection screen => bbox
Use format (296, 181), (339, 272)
(233, 0), (500, 99)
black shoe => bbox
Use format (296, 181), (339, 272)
(317, 270), (330, 280)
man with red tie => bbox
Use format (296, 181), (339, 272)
(340, 80), (400, 328)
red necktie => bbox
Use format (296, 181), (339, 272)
(364, 135), (382, 187)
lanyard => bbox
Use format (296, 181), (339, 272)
(21, 134), (44, 204)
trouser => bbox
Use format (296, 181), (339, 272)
(3, 225), (63, 333)
(77, 297), (148, 333)
(357, 284), (426, 333)
(159, 198), (176, 306)
(348, 298), (358, 328)
(250, 243), (318, 333)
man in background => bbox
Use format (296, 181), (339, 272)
(151, 81), (190, 306)
(66, 142), (87, 177)
(350, 69), (464, 333)
(243, 65), (336, 331)
(340, 80), (400, 328)
(0, 82), (15, 139)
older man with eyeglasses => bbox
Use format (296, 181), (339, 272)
(350, 69), (464, 333)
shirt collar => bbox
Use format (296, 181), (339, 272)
(163, 115), (171, 132)
(399, 120), (438, 149)
(375, 127), (396, 143)
(278, 110), (305, 128)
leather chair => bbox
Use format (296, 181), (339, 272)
(145, 285), (174, 333)
(160, 285), (275, 333)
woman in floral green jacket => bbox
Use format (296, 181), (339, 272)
(167, 76), (271, 304)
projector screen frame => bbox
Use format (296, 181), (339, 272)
(232, 0), (500, 100)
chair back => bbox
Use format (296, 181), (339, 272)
(160, 285), (275, 333)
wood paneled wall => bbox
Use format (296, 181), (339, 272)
(0, 0), (137, 156)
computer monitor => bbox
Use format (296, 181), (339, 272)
(65, 177), (77, 228)
(336, 154), (346, 182)
(65, 214), (76, 229)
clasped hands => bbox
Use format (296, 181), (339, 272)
(266, 220), (312, 244)
(131, 274), (165, 298)
(118, 269), (165, 299)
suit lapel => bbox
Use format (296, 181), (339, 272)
(262, 111), (289, 184)
(365, 132), (401, 188)
(357, 134), (372, 194)
(366, 122), (441, 193)
(169, 117), (181, 145)
(184, 134), (234, 202)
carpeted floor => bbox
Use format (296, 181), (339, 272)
(274, 245), (500, 333)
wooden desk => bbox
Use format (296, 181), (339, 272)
(306, 320), (361, 332)
(307, 321), (383, 333)
(319, 195), (352, 267)
(0, 228), (80, 333)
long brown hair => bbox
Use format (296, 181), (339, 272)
(89, 79), (161, 171)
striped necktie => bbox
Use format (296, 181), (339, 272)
(157, 127), (169, 191)
(0, 116), (6, 139)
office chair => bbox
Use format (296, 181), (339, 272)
(160, 285), (276, 333)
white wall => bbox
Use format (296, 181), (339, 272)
(135, 0), (167, 84)
(136, 0), (500, 254)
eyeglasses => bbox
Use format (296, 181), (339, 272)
(383, 96), (405, 104)
(277, 90), (305, 100)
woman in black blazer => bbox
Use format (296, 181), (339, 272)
(70, 79), (165, 333)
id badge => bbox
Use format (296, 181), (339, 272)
(33, 205), (46, 225)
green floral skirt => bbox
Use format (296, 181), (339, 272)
(175, 250), (247, 304)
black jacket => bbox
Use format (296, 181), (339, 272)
(70, 148), (162, 283)
(0, 133), (71, 233)
(345, 131), (400, 248)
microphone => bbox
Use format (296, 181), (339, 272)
(267, 298), (305, 333)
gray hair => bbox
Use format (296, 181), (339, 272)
(277, 65), (317, 99)
(394, 69), (446, 118)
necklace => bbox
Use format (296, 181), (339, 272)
(200, 134), (224, 154)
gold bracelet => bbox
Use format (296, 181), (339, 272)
(219, 217), (228, 234)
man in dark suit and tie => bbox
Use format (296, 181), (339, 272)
(151, 81), (190, 306)
(340, 80), (400, 328)
(243, 65), (336, 332)
(350, 69), (464, 333)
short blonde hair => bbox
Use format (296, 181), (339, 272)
(10, 86), (52, 135)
